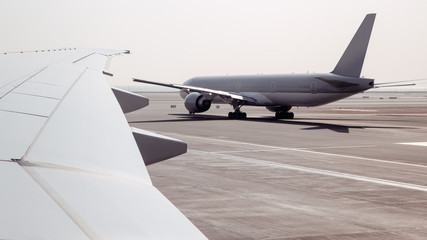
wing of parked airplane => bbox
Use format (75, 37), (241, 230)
(0, 49), (206, 239)
(133, 78), (257, 104)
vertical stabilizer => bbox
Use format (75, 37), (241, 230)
(331, 14), (376, 78)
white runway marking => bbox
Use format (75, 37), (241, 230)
(163, 132), (427, 169)
(214, 145), (377, 154)
(191, 150), (427, 193)
(333, 108), (377, 112)
(398, 142), (427, 147)
(300, 145), (378, 150)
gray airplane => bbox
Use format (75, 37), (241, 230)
(135, 14), (380, 119)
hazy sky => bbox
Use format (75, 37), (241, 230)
(2, 0), (427, 89)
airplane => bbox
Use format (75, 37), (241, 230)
(0, 48), (207, 239)
(134, 13), (403, 120)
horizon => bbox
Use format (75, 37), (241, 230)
(2, 1), (426, 91)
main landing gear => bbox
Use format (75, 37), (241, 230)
(275, 111), (294, 119)
(228, 100), (247, 119)
(265, 106), (294, 120)
(228, 110), (247, 119)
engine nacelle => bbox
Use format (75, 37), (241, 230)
(266, 105), (292, 112)
(184, 92), (211, 113)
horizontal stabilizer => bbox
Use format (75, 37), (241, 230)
(131, 127), (187, 165)
(111, 87), (149, 113)
(375, 78), (427, 86)
(374, 78), (427, 88)
(374, 83), (416, 88)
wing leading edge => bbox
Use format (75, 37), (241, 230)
(133, 78), (257, 104)
(0, 49), (206, 239)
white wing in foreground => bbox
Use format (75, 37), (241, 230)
(0, 49), (206, 239)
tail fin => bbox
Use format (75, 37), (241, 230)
(331, 14), (376, 78)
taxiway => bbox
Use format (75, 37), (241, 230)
(127, 91), (427, 240)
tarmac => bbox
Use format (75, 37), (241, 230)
(127, 91), (427, 240)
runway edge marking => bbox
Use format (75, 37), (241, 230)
(190, 150), (427, 193)
(397, 142), (427, 147)
(162, 132), (427, 169)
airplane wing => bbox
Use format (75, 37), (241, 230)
(0, 49), (206, 239)
(133, 78), (258, 104)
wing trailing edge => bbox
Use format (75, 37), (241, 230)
(111, 87), (149, 113)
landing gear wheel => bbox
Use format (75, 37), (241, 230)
(228, 111), (247, 119)
(275, 111), (294, 119)
(228, 112), (233, 119)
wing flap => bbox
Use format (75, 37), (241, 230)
(12, 81), (66, 99)
(0, 93), (59, 116)
(22, 163), (206, 239)
(132, 127), (187, 165)
(112, 87), (149, 113)
(0, 162), (90, 239)
(0, 65), (85, 116)
(0, 111), (46, 160)
(25, 68), (152, 184)
(0, 64), (87, 159)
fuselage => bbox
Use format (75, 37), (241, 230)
(180, 73), (374, 107)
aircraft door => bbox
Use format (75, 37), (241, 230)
(270, 81), (277, 93)
(310, 80), (317, 94)
(235, 81), (241, 93)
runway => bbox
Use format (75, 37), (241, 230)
(127, 92), (427, 240)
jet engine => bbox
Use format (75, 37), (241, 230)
(184, 92), (211, 113)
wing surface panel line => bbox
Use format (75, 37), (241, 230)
(18, 160), (102, 240)
(11, 91), (62, 100)
(0, 67), (47, 99)
(21, 68), (89, 161)
(0, 109), (48, 118)
(72, 52), (96, 64)
(22, 160), (154, 184)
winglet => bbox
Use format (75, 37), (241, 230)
(331, 14), (376, 78)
